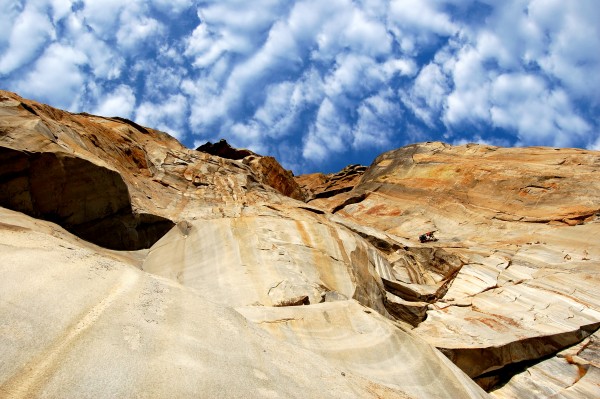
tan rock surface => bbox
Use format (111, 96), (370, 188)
(296, 163), (366, 201)
(4, 89), (600, 396)
(323, 141), (600, 391)
(490, 330), (600, 398)
(143, 211), (390, 314)
(0, 91), (491, 397)
(238, 300), (488, 398)
(0, 208), (410, 398)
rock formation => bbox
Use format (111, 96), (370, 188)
(1, 90), (599, 398)
(295, 163), (366, 201)
(320, 142), (600, 394)
(0, 91), (489, 398)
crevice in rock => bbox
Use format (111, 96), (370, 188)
(0, 146), (174, 250)
(331, 193), (368, 214)
(109, 117), (151, 134)
(440, 322), (600, 387)
(313, 186), (354, 200)
(297, 206), (325, 215)
(480, 325), (600, 393)
(20, 102), (39, 117)
(273, 295), (311, 307)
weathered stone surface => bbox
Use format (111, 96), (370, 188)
(296, 163), (366, 201)
(0, 208), (412, 398)
(0, 135), (174, 250)
(0, 91), (491, 398)
(242, 155), (306, 201)
(238, 300), (488, 399)
(323, 141), (600, 390)
(142, 210), (390, 315)
(491, 330), (600, 398)
(5, 90), (600, 396)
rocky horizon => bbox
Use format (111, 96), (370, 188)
(1, 90), (599, 398)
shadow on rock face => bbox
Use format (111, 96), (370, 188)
(0, 146), (174, 250)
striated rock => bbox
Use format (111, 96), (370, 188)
(0, 91), (490, 398)
(238, 300), (488, 399)
(242, 155), (306, 201)
(490, 330), (600, 398)
(0, 208), (414, 398)
(296, 163), (366, 201)
(4, 89), (600, 397)
(142, 209), (390, 315)
(323, 141), (600, 391)
(196, 139), (306, 201)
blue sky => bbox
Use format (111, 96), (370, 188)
(1, 0), (599, 174)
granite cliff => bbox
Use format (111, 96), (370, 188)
(1, 90), (599, 398)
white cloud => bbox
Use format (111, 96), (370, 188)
(135, 94), (188, 139)
(353, 91), (400, 149)
(0, 3), (55, 75)
(94, 85), (136, 118)
(14, 43), (87, 109)
(0, 2), (20, 49)
(79, 0), (128, 38)
(302, 98), (352, 162)
(152, 0), (193, 14)
(116, 14), (165, 51)
(49, 0), (74, 22)
(388, 0), (458, 53)
(1, 0), (598, 173)
(403, 62), (450, 126)
(254, 81), (299, 137)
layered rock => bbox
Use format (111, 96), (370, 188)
(320, 141), (600, 391)
(0, 91), (489, 398)
(198, 138), (306, 201)
(295, 163), (366, 200)
(0, 208), (411, 398)
(4, 89), (600, 397)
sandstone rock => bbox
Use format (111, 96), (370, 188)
(196, 139), (306, 201)
(323, 141), (600, 389)
(491, 330), (600, 398)
(142, 211), (390, 315)
(242, 155), (306, 201)
(0, 208), (414, 398)
(4, 89), (600, 396)
(296, 163), (366, 201)
(0, 91), (491, 397)
(238, 300), (488, 399)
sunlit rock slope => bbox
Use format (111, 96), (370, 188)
(0, 90), (490, 398)
(2, 90), (599, 397)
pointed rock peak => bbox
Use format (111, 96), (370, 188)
(196, 139), (256, 160)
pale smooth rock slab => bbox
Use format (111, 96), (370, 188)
(0, 209), (411, 398)
(143, 214), (389, 315)
(238, 300), (489, 399)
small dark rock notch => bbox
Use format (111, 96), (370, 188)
(110, 117), (151, 135)
(196, 139), (255, 160)
(0, 146), (174, 250)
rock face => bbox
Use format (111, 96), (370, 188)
(2, 90), (599, 398)
(317, 141), (600, 393)
(0, 90), (490, 398)
(295, 163), (366, 200)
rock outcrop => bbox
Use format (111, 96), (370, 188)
(314, 141), (600, 393)
(2, 90), (600, 397)
(295, 163), (366, 201)
(0, 90), (491, 398)
(197, 139), (306, 201)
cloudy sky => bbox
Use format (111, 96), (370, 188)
(1, 0), (599, 173)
